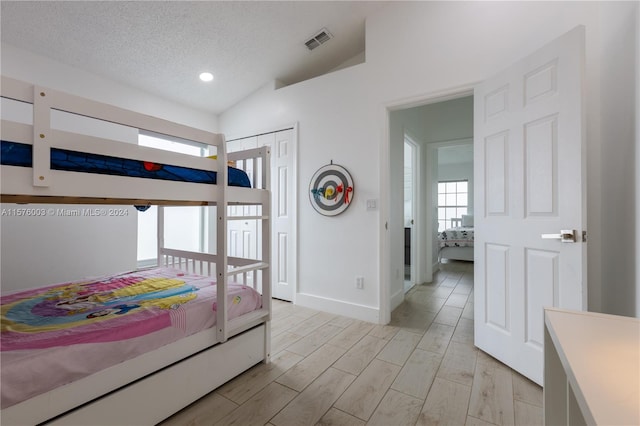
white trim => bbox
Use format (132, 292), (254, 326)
(430, 137), (474, 149)
(390, 287), (404, 312)
(289, 124), (298, 304)
(295, 293), (380, 324)
(379, 108), (392, 325)
(385, 84), (477, 112)
(426, 143), (437, 278)
(403, 135), (421, 287)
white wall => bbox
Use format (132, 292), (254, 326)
(221, 66), (383, 321)
(636, 3), (640, 316)
(1, 44), (218, 292)
(220, 1), (638, 321)
(596, 2), (638, 317)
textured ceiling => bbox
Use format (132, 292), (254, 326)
(1, 1), (388, 115)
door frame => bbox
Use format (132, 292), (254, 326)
(380, 85), (474, 324)
(225, 123), (298, 303)
(404, 133), (420, 290)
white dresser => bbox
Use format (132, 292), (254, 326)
(544, 308), (640, 425)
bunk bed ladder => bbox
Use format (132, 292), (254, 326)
(155, 144), (272, 351)
(260, 146), (272, 362)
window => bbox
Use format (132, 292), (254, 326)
(438, 180), (468, 231)
(137, 133), (210, 266)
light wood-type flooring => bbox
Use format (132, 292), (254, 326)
(161, 261), (543, 426)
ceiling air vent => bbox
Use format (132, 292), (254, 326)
(305, 28), (332, 51)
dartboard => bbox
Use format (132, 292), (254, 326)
(309, 163), (354, 216)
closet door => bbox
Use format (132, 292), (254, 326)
(258, 129), (296, 302)
(226, 128), (297, 302)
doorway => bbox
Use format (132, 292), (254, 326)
(435, 141), (474, 233)
(382, 93), (474, 323)
(382, 27), (587, 385)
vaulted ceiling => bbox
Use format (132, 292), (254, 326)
(1, 1), (388, 115)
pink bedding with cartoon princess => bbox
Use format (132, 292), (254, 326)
(0, 267), (262, 409)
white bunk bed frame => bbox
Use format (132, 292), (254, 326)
(0, 77), (272, 425)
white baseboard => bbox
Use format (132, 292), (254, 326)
(295, 293), (381, 324)
(390, 287), (404, 312)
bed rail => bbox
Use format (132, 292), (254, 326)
(157, 244), (271, 343)
(158, 247), (269, 290)
(1, 77), (272, 205)
(228, 146), (271, 190)
(1, 76), (224, 188)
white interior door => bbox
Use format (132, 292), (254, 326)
(258, 129), (296, 302)
(227, 128), (296, 302)
(474, 26), (587, 385)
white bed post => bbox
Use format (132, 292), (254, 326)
(32, 86), (52, 187)
(216, 136), (229, 342)
(261, 147), (272, 362)
(157, 205), (165, 267)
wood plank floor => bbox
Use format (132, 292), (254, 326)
(160, 261), (543, 426)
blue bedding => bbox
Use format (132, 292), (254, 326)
(0, 140), (251, 188)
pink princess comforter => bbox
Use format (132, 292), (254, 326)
(0, 267), (261, 409)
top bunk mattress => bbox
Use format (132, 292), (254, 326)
(1, 140), (252, 188)
(0, 266), (262, 409)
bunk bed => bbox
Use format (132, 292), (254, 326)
(0, 76), (272, 425)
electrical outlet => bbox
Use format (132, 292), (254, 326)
(356, 276), (364, 289)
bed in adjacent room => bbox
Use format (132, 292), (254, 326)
(438, 215), (474, 262)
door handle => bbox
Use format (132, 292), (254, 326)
(541, 229), (576, 243)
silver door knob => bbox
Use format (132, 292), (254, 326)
(541, 230), (576, 243)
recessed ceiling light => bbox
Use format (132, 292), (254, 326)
(199, 72), (214, 82)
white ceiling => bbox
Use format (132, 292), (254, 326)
(438, 144), (473, 165)
(1, 1), (388, 115)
